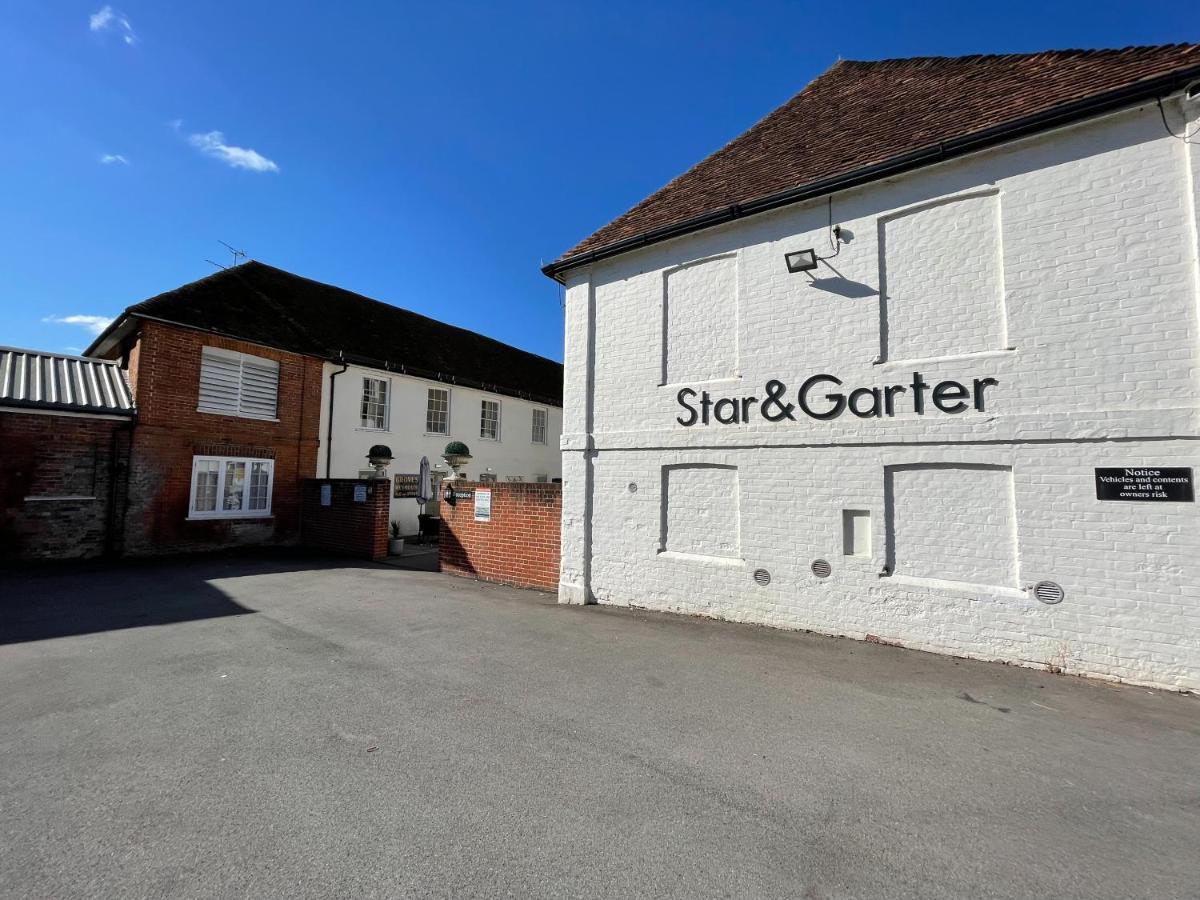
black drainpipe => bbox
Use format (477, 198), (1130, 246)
(325, 354), (349, 478)
(103, 418), (134, 558)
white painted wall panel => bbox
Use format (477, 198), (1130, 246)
(887, 464), (1016, 588)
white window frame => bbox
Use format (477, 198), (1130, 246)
(531, 407), (548, 444)
(478, 472), (498, 483)
(360, 376), (390, 431)
(480, 399), (501, 441)
(188, 456), (275, 520)
(426, 387), (450, 435)
(197, 347), (279, 421)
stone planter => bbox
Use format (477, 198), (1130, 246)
(389, 538), (405, 556)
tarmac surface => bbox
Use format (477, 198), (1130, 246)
(2, 554), (1198, 899)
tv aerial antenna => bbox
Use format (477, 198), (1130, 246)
(207, 240), (247, 270)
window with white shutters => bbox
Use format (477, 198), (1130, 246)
(197, 347), (279, 420)
(189, 456), (274, 519)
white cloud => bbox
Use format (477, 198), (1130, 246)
(187, 130), (279, 173)
(89, 6), (137, 45)
(99, 153), (129, 165)
(43, 314), (113, 336)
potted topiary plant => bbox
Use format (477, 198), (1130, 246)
(441, 441), (472, 481)
(389, 520), (404, 556)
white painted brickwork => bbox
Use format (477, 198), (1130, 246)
(886, 463), (1017, 588)
(881, 192), (1005, 361)
(560, 98), (1200, 691)
(663, 254), (739, 383)
(661, 464), (740, 559)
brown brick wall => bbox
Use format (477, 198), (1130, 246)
(300, 479), (389, 560)
(120, 320), (324, 556)
(439, 482), (561, 591)
(0, 410), (132, 561)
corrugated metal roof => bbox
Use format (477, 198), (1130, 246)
(0, 346), (135, 416)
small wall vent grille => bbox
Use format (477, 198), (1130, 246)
(753, 568), (771, 586)
(811, 559), (832, 578)
(1032, 581), (1064, 605)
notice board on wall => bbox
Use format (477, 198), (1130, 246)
(1095, 468), (1194, 502)
(474, 489), (492, 522)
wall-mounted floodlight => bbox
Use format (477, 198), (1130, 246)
(784, 249), (818, 273)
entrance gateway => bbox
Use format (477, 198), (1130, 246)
(676, 371), (998, 426)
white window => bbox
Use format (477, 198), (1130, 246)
(479, 472), (497, 483)
(189, 456), (274, 519)
(426, 388), (450, 434)
(480, 399), (500, 440)
(197, 347), (279, 420)
(531, 408), (547, 444)
(361, 377), (389, 430)
(535, 474), (549, 483)
(505, 475), (524, 483)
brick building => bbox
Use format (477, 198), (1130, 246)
(0, 347), (135, 560)
(91, 319), (325, 555)
(77, 262), (561, 557)
(543, 46), (1200, 691)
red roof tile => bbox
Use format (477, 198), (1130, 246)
(547, 44), (1200, 276)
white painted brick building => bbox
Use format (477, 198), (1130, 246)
(544, 48), (1200, 691)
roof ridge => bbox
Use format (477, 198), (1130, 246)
(837, 43), (1200, 67)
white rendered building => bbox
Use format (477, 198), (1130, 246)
(544, 46), (1200, 691)
(318, 360), (562, 533)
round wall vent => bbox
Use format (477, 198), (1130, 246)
(1032, 581), (1065, 605)
(753, 568), (771, 586)
(627, 482), (638, 493)
(811, 559), (832, 579)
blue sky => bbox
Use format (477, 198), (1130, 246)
(1, 2), (1195, 361)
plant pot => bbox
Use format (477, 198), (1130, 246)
(389, 538), (405, 556)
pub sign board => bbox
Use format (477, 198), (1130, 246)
(1095, 468), (1194, 502)
(393, 473), (420, 499)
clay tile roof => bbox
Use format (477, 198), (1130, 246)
(546, 44), (1200, 277)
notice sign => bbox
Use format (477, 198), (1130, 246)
(320, 484), (332, 507)
(393, 474), (420, 499)
(1095, 467), (1194, 502)
(474, 489), (492, 522)
(353, 484), (368, 503)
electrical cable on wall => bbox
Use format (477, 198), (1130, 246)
(1156, 97), (1198, 144)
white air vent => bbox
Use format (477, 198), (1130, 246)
(753, 568), (771, 586)
(811, 559), (832, 579)
(1032, 581), (1064, 605)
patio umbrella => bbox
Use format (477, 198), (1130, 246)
(416, 455), (432, 506)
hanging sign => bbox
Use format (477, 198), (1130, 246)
(474, 489), (492, 522)
(1095, 468), (1194, 502)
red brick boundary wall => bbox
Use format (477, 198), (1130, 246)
(0, 411), (132, 561)
(300, 478), (389, 560)
(439, 481), (561, 591)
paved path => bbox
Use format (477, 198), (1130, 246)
(1, 555), (1197, 899)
